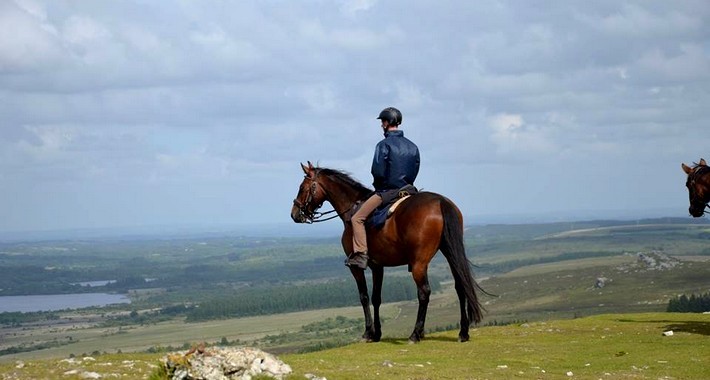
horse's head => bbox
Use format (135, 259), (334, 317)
(682, 158), (709, 217)
(291, 161), (328, 223)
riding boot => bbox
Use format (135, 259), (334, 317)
(345, 251), (369, 269)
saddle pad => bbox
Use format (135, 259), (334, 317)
(387, 195), (411, 216)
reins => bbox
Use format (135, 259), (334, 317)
(308, 209), (342, 223)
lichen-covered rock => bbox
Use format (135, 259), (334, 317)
(161, 346), (292, 380)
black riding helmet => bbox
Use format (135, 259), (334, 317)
(377, 107), (402, 126)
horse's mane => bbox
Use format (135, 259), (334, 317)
(316, 167), (372, 197)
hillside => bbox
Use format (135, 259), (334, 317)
(1, 220), (709, 378)
(1, 313), (707, 379)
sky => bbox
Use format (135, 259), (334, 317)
(1, 0), (709, 236)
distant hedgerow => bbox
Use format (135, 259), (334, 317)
(667, 292), (710, 313)
(185, 276), (441, 322)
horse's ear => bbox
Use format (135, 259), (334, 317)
(700, 158), (707, 166)
(682, 163), (693, 174)
(301, 161), (315, 177)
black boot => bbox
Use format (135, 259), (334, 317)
(345, 251), (369, 269)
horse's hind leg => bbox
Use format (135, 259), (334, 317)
(370, 265), (384, 342)
(349, 267), (376, 342)
(409, 263), (431, 343)
(454, 279), (470, 342)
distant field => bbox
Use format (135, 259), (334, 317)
(0, 304), (401, 363)
(4, 253), (708, 366)
(501, 256), (632, 277)
(467, 223), (710, 267)
(482, 254), (710, 322)
(2, 219), (709, 369)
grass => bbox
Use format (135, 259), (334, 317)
(282, 312), (710, 380)
(3, 313), (706, 379)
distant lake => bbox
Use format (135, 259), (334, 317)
(0, 293), (130, 313)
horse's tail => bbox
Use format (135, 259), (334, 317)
(439, 198), (484, 325)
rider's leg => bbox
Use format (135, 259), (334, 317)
(349, 193), (382, 269)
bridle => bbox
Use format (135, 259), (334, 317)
(687, 167), (710, 215)
(292, 171), (342, 223)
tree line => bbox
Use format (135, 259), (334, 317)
(666, 292), (710, 313)
(477, 251), (621, 274)
(184, 276), (441, 322)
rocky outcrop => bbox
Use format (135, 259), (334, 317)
(635, 252), (679, 271)
(161, 346), (292, 380)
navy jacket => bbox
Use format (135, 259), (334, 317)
(371, 130), (420, 192)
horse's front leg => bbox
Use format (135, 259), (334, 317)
(349, 267), (376, 342)
(370, 265), (384, 342)
(409, 264), (431, 343)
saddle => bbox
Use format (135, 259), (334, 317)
(347, 185), (418, 229)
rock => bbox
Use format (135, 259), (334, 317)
(595, 277), (608, 288)
(161, 346), (292, 380)
(663, 330), (674, 336)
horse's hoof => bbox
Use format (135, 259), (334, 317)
(458, 335), (469, 342)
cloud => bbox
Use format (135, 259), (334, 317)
(0, 0), (61, 72)
(1, 0), (709, 232)
(340, 0), (377, 15)
(488, 113), (556, 156)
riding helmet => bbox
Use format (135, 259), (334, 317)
(377, 107), (402, 126)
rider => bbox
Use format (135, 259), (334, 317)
(347, 107), (420, 269)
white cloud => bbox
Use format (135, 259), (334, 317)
(290, 84), (339, 113)
(595, 4), (703, 37)
(297, 20), (399, 50)
(635, 43), (710, 82)
(393, 82), (435, 110)
(62, 15), (111, 46)
(488, 113), (556, 156)
(0, 1), (61, 71)
(340, 0), (377, 14)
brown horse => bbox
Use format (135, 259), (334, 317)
(682, 158), (710, 217)
(291, 162), (483, 343)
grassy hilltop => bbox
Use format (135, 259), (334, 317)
(283, 313), (710, 380)
(1, 313), (708, 379)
